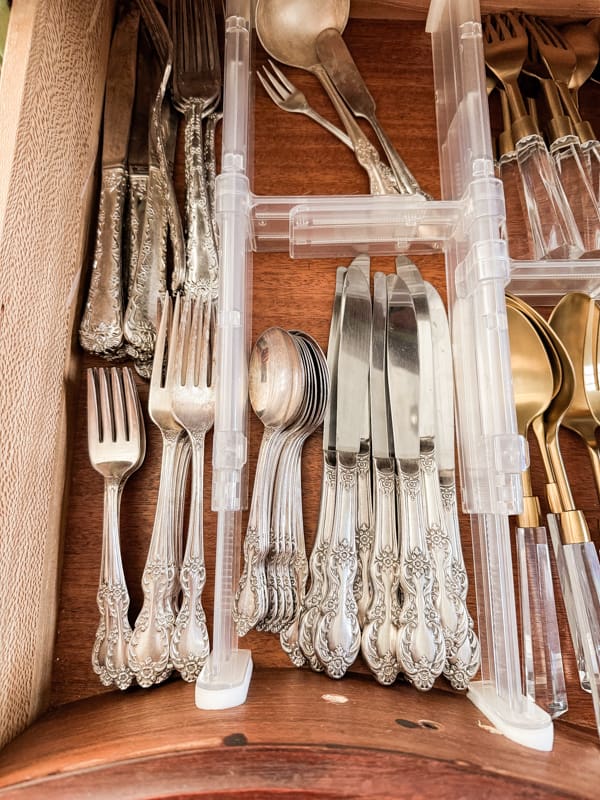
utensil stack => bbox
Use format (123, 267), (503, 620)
(235, 256), (480, 693)
(483, 11), (600, 260)
(506, 291), (600, 736)
(79, 0), (222, 376)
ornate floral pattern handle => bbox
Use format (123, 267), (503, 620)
(314, 454), (361, 679)
(395, 460), (445, 690)
(297, 453), (337, 672)
(92, 480), (134, 690)
(79, 166), (127, 355)
(354, 448), (373, 627)
(361, 458), (401, 685)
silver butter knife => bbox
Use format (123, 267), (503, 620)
(387, 273), (445, 690)
(425, 283), (481, 689)
(397, 256), (471, 689)
(361, 272), (402, 685)
(79, 4), (140, 355)
(315, 265), (371, 678)
(298, 266), (345, 672)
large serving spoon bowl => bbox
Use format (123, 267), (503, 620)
(255, 0), (349, 70)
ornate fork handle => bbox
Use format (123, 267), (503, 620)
(439, 472), (480, 688)
(129, 432), (188, 687)
(297, 453), (337, 671)
(361, 459), (401, 686)
(79, 166), (127, 355)
(92, 479), (134, 690)
(395, 460), (445, 690)
(182, 102), (219, 299)
(314, 454), (361, 679)
(171, 431), (210, 682)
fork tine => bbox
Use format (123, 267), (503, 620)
(151, 294), (171, 392)
(257, 71), (284, 107)
(263, 64), (290, 101)
(87, 368), (100, 446)
(168, 294), (184, 388)
(98, 368), (114, 444)
(122, 367), (143, 452)
(197, 300), (212, 388)
(187, 299), (203, 387)
(111, 368), (127, 442)
(268, 59), (294, 94)
(178, 296), (192, 386)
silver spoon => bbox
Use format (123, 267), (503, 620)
(233, 328), (306, 635)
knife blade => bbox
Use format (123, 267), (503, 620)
(79, 3), (140, 355)
(298, 266), (346, 672)
(387, 273), (445, 689)
(360, 271), (401, 685)
(315, 265), (371, 678)
(315, 27), (429, 199)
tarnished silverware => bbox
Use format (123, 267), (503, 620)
(361, 272), (401, 686)
(88, 366), (145, 689)
(79, 4), (140, 355)
(128, 298), (191, 686)
(316, 27), (430, 199)
(168, 296), (215, 682)
(298, 267), (346, 671)
(387, 273), (444, 690)
(170, 0), (222, 298)
(314, 265), (371, 678)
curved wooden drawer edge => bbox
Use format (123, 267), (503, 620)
(0, 668), (597, 798)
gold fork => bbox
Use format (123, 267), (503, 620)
(87, 367), (145, 690)
(482, 11), (582, 259)
(168, 295), (216, 682)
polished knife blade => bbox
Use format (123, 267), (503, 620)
(396, 255), (435, 441)
(425, 283), (455, 474)
(102, 3), (140, 168)
(128, 24), (159, 173)
(323, 266), (347, 453)
(336, 267), (372, 455)
(371, 272), (393, 459)
(386, 274), (419, 461)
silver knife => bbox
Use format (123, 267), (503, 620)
(352, 256), (373, 629)
(426, 283), (481, 688)
(298, 265), (346, 672)
(387, 273), (445, 690)
(397, 256), (466, 688)
(315, 265), (371, 678)
(360, 272), (402, 685)
(315, 27), (430, 199)
(79, 3), (140, 355)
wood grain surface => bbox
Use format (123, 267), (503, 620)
(1, 7), (597, 798)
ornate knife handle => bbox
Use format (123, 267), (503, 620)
(395, 459), (445, 690)
(182, 101), (219, 299)
(361, 458), (402, 685)
(128, 432), (188, 687)
(439, 472), (480, 688)
(234, 428), (282, 635)
(80, 165), (127, 355)
(92, 480), (134, 690)
(125, 172), (148, 301)
(297, 453), (337, 671)
(354, 448), (373, 627)
(204, 111), (222, 250)
(314, 453), (361, 679)
(123, 163), (169, 361)
(171, 433), (210, 682)
(420, 444), (471, 689)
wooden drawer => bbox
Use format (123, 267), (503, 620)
(0, 0), (599, 796)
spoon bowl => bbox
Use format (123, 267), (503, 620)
(248, 327), (305, 430)
(255, 0), (349, 70)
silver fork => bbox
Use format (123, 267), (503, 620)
(128, 296), (191, 687)
(170, 0), (222, 298)
(168, 296), (215, 682)
(87, 367), (145, 690)
(258, 60), (353, 150)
